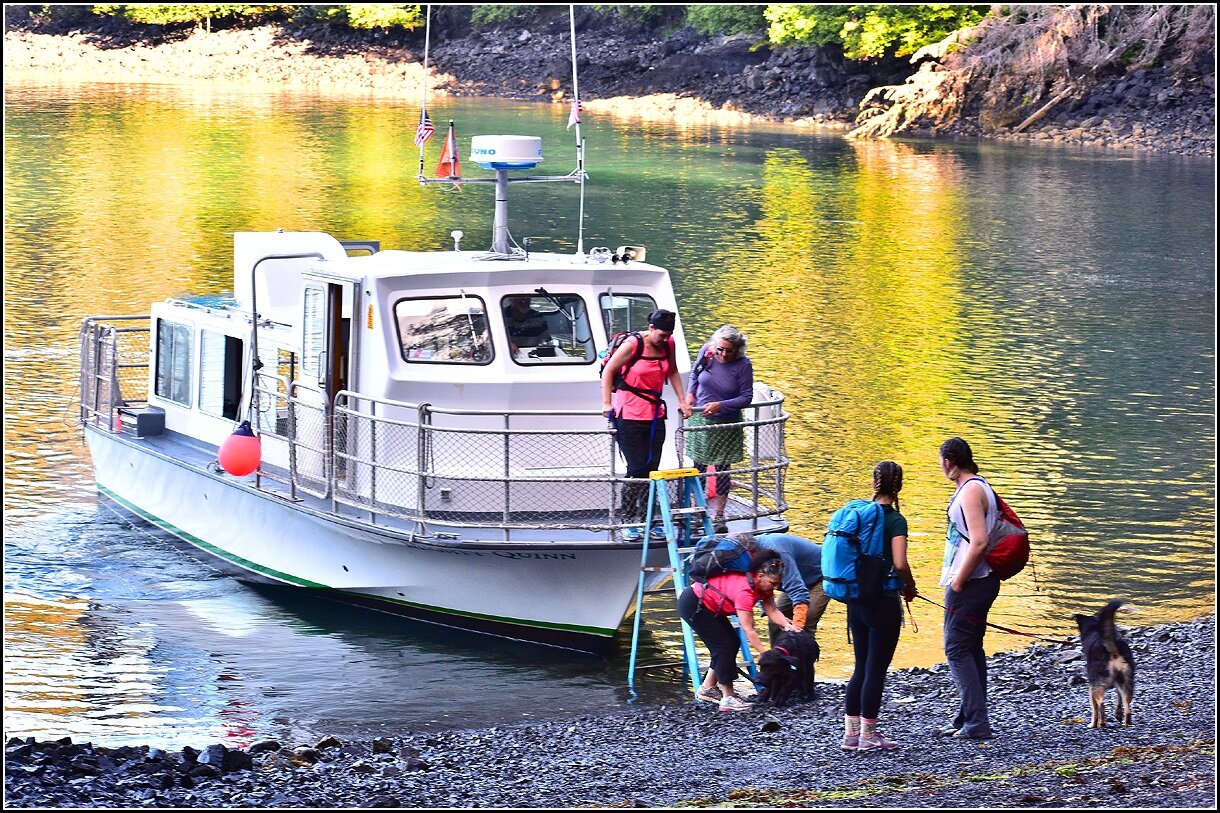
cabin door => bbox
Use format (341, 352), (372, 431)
(296, 278), (359, 497)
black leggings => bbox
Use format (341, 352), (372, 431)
(678, 587), (741, 686)
(616, 417), (666, 521)
(844, 593), (902, 718)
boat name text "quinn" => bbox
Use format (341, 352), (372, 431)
(493, 551), (577, 561)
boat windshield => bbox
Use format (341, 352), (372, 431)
(394, 295), (493, 364)
(502, 294), (596, 365)
(599, 293), (658, 337)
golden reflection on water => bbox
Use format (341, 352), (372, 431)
(4, 85), (1214, 699)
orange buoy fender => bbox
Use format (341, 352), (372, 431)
(218, 420), (261, 476)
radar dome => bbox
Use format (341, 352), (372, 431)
(470, 135), (544, 170)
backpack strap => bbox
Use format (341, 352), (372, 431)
(617, 333), (668, 414)
(949, 477), (993, 539)
(691, 342), (713, 380)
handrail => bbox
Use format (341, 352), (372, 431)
(327, 388), (788, 532)
(78, 323), (789, 537)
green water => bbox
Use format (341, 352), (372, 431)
(3, 82), (1214, 745)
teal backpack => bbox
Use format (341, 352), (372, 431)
(822, 499), (903, 601)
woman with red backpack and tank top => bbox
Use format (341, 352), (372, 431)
(600, 309), (690, 537)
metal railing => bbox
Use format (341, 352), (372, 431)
(78, 316), (151, 429)
(79, 316), (790, 535)
(328, 390), (789, 532)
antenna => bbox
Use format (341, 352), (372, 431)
(570, 5), (586, 258)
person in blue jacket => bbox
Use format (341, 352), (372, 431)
(743, 531), (830, 645)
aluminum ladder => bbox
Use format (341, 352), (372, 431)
(625, 468), (758, 698)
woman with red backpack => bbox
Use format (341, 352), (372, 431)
(600, 309), (690, 538)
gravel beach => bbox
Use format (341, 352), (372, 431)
(6, 615), (1214, 808)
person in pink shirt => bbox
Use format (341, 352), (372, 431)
(677, 550), (799, 711)
(600, 309), (691, 533)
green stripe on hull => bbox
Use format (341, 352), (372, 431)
(96, 484), (617, 638)
(352, 591), (615, 637)
(98, 484), (328, 588)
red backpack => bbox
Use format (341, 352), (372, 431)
(983, 491), (1030, 580)
(599, 331), (676, 404)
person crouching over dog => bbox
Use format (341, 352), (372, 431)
(842, 461), (918, 751)
(748, 531), (831, 647)
(677, 550), (798, 712)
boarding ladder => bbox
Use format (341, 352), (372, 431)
(626, 468), (759, 697)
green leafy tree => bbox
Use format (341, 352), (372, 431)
(764, 4), (988, 59)
(591, 5), (664, 24)
(92, 4), (287, 28)
(470, 5), (532, 27)
(684, 6), (767, 36)
(338, 4), (423, 30)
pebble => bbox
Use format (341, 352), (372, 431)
(5, 615), (1214, 808)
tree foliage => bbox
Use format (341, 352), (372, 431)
(91, 4), (421, 30)
(324, 4), (423, 30)
(591, 5), (665, 24)
(764, 4), (988, 59)
(684, 6), (767, 36)
(470, 5), (530, 28)
(92, 4), (287, 27)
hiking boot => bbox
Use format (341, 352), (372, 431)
(712, 515), (728, 534)
(718, 695), (753, 712)
(952, 728), (996, 740)
(695, 686), (721, 703)
(857, 730), (899, 751)
(840, 734), (860, 751)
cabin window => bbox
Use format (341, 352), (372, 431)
(502, 293), (596, 365)
(198, 330), (244, 421)
(394, 295), (493, 364)
(154, 319), (194, 406)
(301, 286), (325, 378)
(599, 293), (658, 338)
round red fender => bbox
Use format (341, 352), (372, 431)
(218, 421), (261, 476)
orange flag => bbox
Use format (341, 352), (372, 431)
(436, 119), (461, 186)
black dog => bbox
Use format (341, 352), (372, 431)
(1075, 599), (1135, 728)
(756, 629), (819, 707)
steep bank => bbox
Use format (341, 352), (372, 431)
(6, 615), (1215, 808)
(3, 12), (1214, 155)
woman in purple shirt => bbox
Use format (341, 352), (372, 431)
(684, 325), (754, 532)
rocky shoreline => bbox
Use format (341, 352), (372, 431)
(6, 615), (1215, 808)
(3, 15), (1214, 157)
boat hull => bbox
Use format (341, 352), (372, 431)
(84, 426), (664, 653)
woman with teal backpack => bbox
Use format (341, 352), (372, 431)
(841, 461), (918, 752)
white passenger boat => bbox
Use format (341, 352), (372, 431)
(77, 132), (790, 652)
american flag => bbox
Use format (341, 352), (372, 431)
(567, 99), (583, 130)
(414, 110), (434, 147)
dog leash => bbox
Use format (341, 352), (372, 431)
(911, 594), (1073, 644)
(903, 597), (919, 633)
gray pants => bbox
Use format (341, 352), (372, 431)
(769, 580), (830, 645)
(943, 574), (1001, 737)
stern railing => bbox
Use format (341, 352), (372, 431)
(78, 316), (151, 430)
